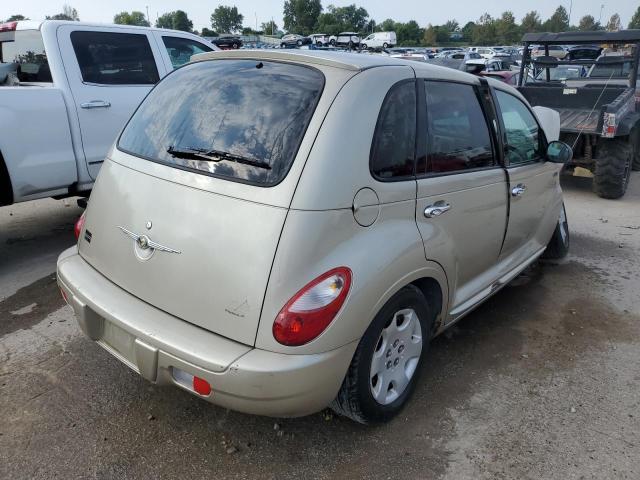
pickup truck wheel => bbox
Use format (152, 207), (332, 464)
(331, 285), (433, 424)
(542, 203), (569, 260)
(593, 138), (632, 199)
(631, 127), (640, 172)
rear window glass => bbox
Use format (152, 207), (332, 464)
(118, 59), (324, 186)
(0, 30), (51, 83)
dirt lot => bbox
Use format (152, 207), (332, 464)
(1, 175), (639, 480)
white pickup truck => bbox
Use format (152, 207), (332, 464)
(0, 20), (217, 206)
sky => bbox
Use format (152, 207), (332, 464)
(1, 1), (637, 32)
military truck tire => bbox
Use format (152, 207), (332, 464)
(593, 138), (632, 199)
(631, 127), (640, 172)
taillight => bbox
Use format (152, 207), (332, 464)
(0, 21), (18, 32)
(74, 211), (86, 240)
(273, 267), (352, 346)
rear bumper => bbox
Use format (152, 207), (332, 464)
(57, 247), (357, 417)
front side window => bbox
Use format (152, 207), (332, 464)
(370, 81), (416, 180)
(118, 59), (324, 186)
(495, 90), (545, 165)
(422, 81), (495, 174)
(0, 30), (51, 82)
(70, 31), (159, 85)
(162, 36), (212, 69)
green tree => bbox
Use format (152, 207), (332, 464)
(578, 14), (597, 31)
(461, 21), (476, 42)
(5, 14), (28, 21)
(378, 18), (396, 32)
(47, 4), (80, 21)
(395, 20), (423, 46)
(606, 13), (621, 31)
(472, 13), (496, 45)
(330, 4), (369, 32)
(521, 11), (541, 33)
(444, 19), (459, 32)
(211, 5), (244, 34)
(495, 11), (520, 44)
(543, 6), (569, 32)
(201, 27), (218, 37)
(423, 24), (437, 45)
(630, 7), (640, 28)
(283, 0), (322, 35)
(155, 10), (193, 32)
(113, 11), (150, 27)
(261, 20), (278, 35)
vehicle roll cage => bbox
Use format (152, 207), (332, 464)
(517, 29), (640, 88)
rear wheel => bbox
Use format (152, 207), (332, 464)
(331, 285), (433, 424)
(361, 43), (367, 50)
(542, 203), (570, 260)
(593, 138), (632, 199)
(296, 39), (303, 46)
(383, 42), (388, 49)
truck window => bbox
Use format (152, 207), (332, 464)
(162, 36), (212, 69)
(422, 81), (495, 174)
(70, 31), (159, 85)
(0, 30), (51, 83)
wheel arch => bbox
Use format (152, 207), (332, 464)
(411, 277), (444, 335)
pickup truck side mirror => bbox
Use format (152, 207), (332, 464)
(546, 140), (572, 164)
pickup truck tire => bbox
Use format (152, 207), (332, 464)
(330, 285), (433, 424)
(631, 127), (640, 172)
(593, 138), (632, 199)
(542, 203), (569, 260)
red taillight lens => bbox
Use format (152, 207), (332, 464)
(0, 21), (18, 32)
(74, 212), (86, 240)
(273, 267), (352, 346)
(193, 376), (212, 396)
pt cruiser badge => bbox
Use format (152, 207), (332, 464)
(117, 226), (181, 255)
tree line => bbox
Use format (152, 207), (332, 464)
(5, 4), (640, 46)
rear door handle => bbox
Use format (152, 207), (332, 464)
(424, 201), (451, 218)
(80, 100), (111, 109)
(511, 184), (527, 197)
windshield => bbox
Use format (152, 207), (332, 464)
(589, 59), (633, 78)
(536, 66), (585, 81)
(0, 29), (51, 83)
(118, 59), (325, 186)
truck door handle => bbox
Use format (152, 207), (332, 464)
(424, 201), (451, 218)
(80, 100), (111, 109)
(511, 184), (527, 197)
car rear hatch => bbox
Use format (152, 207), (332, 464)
(78, 57), (341, 346)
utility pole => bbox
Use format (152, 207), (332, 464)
(599, 4), (605, 25)
(568, 0), (573, 26)
(145, 5), (149, 25)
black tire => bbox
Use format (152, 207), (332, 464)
(330, 39), (336, 46)
(316, 41), (323, 47)
(383, 42), (388, 49)
(542, 203), (570, 260)
(296, 39), (302, 46)
(631, 127), (640, 172)
(593, 138), (632, 199)
(361, 43), (367, 50)
(331, 285), (433, 424)
(232, 42), (239, 49)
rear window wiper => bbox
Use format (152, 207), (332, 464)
(167, 146), (272, 170)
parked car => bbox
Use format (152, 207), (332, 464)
(565, 45), (602, 61)
(531, 44), (567, 59)
(480, 70), (520, 86)
(360, 31), (397, 50)
(211, 35), (242, 49)
(309, 33), (330, 46)
(0, 20), (216, 207)
(280, 34), (311, 47)
(329, 32), (360, 47)
(59, 49), (572, 424)
(475, 47), (501, 59)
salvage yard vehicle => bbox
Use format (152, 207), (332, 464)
(210, 34), (242, 49)
(518, 30), (640, 199)
(329, 32), (360, 48)
(280, 34), (311, 47)
(58, 50), (572, 424)
(360, 31), (397, 50)
(0, 20), (215, 206)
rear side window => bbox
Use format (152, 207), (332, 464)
(162, 36), (212, 69)
(370, 81), (416, 180)
(118, 59), (324, 186)
(423, 81), (495, 174)
(70, 31), (159, 85)
(0, 30), (51, 82)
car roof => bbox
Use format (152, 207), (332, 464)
(191, 50), (482, 82)
(21, 19), (201, 36)
(524, 29), (640, 44)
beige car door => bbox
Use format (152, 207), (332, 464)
(415, 80), (508, 318)
(494, 89), (559, 264)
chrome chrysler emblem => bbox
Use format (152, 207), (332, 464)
(117, 226), (181, 255)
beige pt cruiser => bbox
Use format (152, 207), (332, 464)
(57, 50), (572, 424)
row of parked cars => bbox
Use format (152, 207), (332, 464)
(280, 31), (397, 49)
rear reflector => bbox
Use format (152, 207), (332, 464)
(60, 288), (68, 304)
(74, 212), (86, 240)
(172, 367), (212, 396)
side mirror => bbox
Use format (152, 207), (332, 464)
(546, 140), (572, 164)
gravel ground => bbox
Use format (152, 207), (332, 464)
(1, 174), (639, 480)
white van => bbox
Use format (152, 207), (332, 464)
(361, 31), (396, 50)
